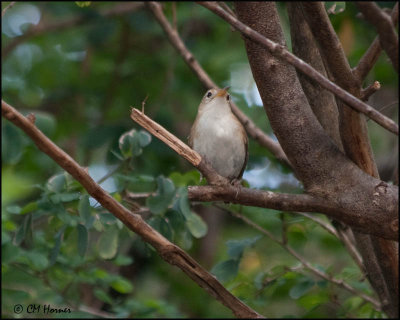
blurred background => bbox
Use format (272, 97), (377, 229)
(2, 2), (398, 318)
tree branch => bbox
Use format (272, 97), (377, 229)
(146, 1), (290, 166)
(1, 100), (263, 319)
(197, 2), (398, 135)
(361, 81), (381, 101)
(2, 1), (15, 17)
(355, 2), (399, 72)
(353, 2), (399, 83)
(300, 2), (357, 90)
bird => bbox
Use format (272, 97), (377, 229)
(188, 87), (248, 184)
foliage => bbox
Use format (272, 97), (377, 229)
(2, 1), (396, 318)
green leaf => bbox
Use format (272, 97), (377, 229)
(79, 194), (91, 226)
(114, 255), (133, 266)
(159, 218), (173, 240)
(6, 205), (21, 214)
(75, 1), (91, 7)
(2, 122), (24, 165)
(14, 214), (32, 245)
(59, 192), (80, 202)
(119, 129), (135, 158)
(46, 173), (66, 193)
(226, 235), (262, 260)
(298, 292), (330, 311)
(20, 201), (38, 214)
(169, 170), (201, 187)
(146, 176), (176, 215)
(289, 277), (315, 299)
(211, 259), (240, 283)
(34, 111), (56, 136)
(49, 226), (66, 266)
(111, 277), (134, 294)
(94, 288), (114, 304)
(174, 187), (207, 238)
(138, 130), (151, 147)
(25, 251), (49, 271)
(77, 224), (88, 257)
(185, 212), (208, 238)
(98, 226), (118, 259)
(118, 129), (151, 158)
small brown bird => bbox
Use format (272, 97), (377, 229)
(189, 87), (248, 183)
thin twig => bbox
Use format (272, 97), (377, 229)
(198, 2), (398, 135)
(146, 1), (291, 166)
(361, 81), (381, 101)
(295, 212), (338, 238)
(2, 1), (15, 17)
(216, 205), (381, 310)
(142, 94), (149, 113)
(218, 1), (236, 18)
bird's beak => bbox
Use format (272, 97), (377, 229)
(216, 86), (230, 97)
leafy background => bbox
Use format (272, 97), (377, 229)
(2, 1), (398, 318)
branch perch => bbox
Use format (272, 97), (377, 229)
(2, 100), (262, 319)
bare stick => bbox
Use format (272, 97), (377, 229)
(356, 2), (398, 72)
(353, 2), (399, 82)
(1, 100), (263, 319)
(361, 81), (381, 101)
(198, 2), (398, 135)
(130, 108), (227, 185)
(2, 1), (16, 17)
(146, 1), (290, 165)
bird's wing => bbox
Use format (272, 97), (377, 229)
(238, 122), (249, 179)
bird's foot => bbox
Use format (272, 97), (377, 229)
(230, 178), (242, 199)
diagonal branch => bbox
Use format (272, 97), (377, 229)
(197, 2), (398, 135)
(355, 2), (399, 73)
(2, 1), (16, 17)
(146, 1), (290, 166)
(1, 100), (263, 319)
(353, 2), (399, 83)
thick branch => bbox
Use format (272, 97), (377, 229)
(356, 2), (399, 72)
(198, 2), (398, 135)
(147, 1), (290, 166)
(300, 2), (357, 90)
(1, 100), (262, 319)
(353, 2), (399, 82)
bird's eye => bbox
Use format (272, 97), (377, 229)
(226, 94), (230, 101)
(207, 91), (212, 98)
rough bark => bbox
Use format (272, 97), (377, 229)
(234, 2), (398, 316)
